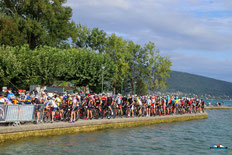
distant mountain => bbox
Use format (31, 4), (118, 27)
(167, 71), (232, 98)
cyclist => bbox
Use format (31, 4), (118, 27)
(31, 95), (42, 124)
(171, 97), (176, 114)
(87, 94), (94, 120)
(95, 95), (102, 119)
(69, 94), (78, 123)
(122, 95), (127, 116)
(201, 100), (205, 113)
(25, 92), (32, 104)
(45, 97), (58, 123)
(40, 93), (47, 104)
(101, 94), (107, 119)
(111, 96), (118, 118)
(137, 97), (143, 117)
(127, 95), (133, 117)
(82, 96), (89, 120)
(107, 94), (113, 116)
(54, 95), (61, 107)
(10, 96), (17, 104)
(7, 89), (15, 104)
(142, 96), (148, 117)
(116, 94), (123, 117)
(0, 92), (8, 104)
(130, 96), (135, 118)
(150, 95), (156, 116)
(147, 96), (151, 117)
(18, 93), (26, 104)
(163, 98), (166, 115)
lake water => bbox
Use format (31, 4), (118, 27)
(0, 106), (232, 154)
(205, 99), (232, 106)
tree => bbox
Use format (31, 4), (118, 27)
(74, 24), (91, 49)
(0, 17), (25, 46)
(144, 42), (172, 93)
(0, 46), (21, 87)
(74, 25), (107, 53)
(136, 78), (148, 96)
(0, 45), (116, 91)
(153, 56), (172, 91)
(126, 41), (142, 95)
(105, 33), (129, 94)
(88, 28), (107, 53)
(0, 0), (76, 49)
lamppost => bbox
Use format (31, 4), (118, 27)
(134, 81), (137, 95)
(150, 77), (154, 95)
(121, 78), (124, 95)
(102, 66), (105, 93)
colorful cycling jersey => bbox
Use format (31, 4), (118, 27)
(72, 97), (78, 107)
(147, 99), (151, 105)
(26, 96), (31, 104)
(63, 95), (68, 103)
(107, 97), (113, 106)
(82, 98), (88, 106)
(128, 97), (133, 104)
(151, 97), (155, 104)
(116, 97), (121, 105)
(41, 96), (47, 104)
(175, 99), (179, 105)
(7, 93), (14, 102)
(68, 97), (73, 105)
(95, 99), (101, 106)
(171, 99), (175, 105)
(101, 97), (107, 105)
(45, 100), (57, 108)
(88, 98), (94, 107)
(0, 97), (7, 104)
(122, 97), (127, 104)
(137, 99), (142, 106)
(55, 97), (61, 106)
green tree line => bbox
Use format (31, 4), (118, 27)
(0, 0), (172, 95)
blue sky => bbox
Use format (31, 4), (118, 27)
(66, 0), (232, 82)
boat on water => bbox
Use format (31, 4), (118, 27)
(210, 144), (228, 150)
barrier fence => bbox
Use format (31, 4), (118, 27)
(0, 105), (34, 123)
(0, 105), (7, 122)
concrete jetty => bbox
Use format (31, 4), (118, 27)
(0, 113), (208, 143)
(205, 106), (232, 110)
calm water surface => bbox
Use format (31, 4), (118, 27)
(0, 110), (232, 154)
(205, 100), (232, 106)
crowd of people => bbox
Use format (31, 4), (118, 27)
(0, 89), (205, 124)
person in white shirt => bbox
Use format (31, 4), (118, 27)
(45, 97), (58, 123)
(0, 92), (8, 104)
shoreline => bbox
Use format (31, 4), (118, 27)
(0, 113), (208, 143)
(205, 106), (232, 110)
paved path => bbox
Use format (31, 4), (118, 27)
(0, 113), (207, 134)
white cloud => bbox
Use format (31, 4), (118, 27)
(65, 0), (232, 82)
(66, 0), (130, 10)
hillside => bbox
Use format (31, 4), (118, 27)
(167, 71), (232, 98)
